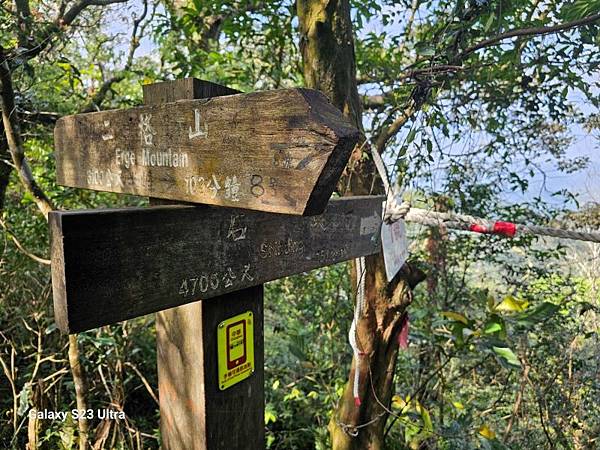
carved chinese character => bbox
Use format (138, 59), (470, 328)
(241, 264), (254, 282)
(139, 114), (156, 146)
(189, 109), (208, 139)
(207, 174), (221, 198)
(224, 176), (241, 202)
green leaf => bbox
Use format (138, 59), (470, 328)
(517, 302), (559, 326)
(419, 404), (433, 434)
(495, 295), (528, 313)
(492, 346), (521, 369)
(264, 407), (277, 424)
(406, 128), (417, 144)
(442, 311), (469, 325)
(484, 314), (505, 337)
(484, 322), (502, 334)
(483, 14), (495, 33)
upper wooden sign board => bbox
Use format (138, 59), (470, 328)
(50, 196), (383, 333)
(54, 88), (359, 215)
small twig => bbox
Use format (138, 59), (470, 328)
(460, 12), (600, 57)
(124, 361), (159, 406)
(0, 349), (18, 432)
(0, 218), (50, 265)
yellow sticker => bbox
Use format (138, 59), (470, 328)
(217, 311), (254, 390)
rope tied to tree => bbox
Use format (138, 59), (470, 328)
(370, 148), (600, 244)
(342, 144), (600, 429)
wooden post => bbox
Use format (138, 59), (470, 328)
(144, 79), (265, 450)
(155, 288), (264, 450)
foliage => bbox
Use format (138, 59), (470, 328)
(265, 264), (352, 449)
(0, 0), (599, 449)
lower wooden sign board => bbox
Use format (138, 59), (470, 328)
(50, 196), (383, 333)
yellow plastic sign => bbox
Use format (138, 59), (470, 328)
(217, 311), (254, 390)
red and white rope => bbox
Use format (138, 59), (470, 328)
(371, 148), (600, 243)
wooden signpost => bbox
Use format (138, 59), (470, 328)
(54, 84), (358, 215)
(49, 78), (383, 449)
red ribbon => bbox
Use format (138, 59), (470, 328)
(398, 314), (410, 350)
(469, 224), (488, 234)
(493, 221), (517, 237)
(469, 221), (517, 238)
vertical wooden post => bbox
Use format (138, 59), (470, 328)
(143, 79), (265, 450)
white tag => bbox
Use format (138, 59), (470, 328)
(381, 218), (408, 282)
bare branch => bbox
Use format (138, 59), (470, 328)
(12, 0), (130, 62)
(460, 12), (600, 57)
(0, 218), (50, 265)
(17, 109), (61, 126)
(80, 0), (152, 112)
(361, 66), (462, 110)
(68, 335), (89, 450)
(80, 74), (126, 113)
(373, 98), (419, 154)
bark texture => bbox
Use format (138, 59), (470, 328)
(297, 1), (425, 448)
(0, 122), (11, 211)
(0, 55), (54, 218)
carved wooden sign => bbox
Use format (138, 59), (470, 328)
(54, 89), (359, 215)
(50, 196), (383, 333)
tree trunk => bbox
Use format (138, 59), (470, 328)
(0, 122), (11, 211)
(297, 1), (424, 448)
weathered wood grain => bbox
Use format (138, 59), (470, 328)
(49, 196), (383, 333)
(54, 88), (359, 215)
(151, 79), (264, 450)
(142, 78), (240, 105)
(157, 287), (264, 450)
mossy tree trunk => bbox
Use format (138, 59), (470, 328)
(297, 1), (425, 449)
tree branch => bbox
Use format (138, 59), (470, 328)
(0, 49), (54, 218)
(14, 0), (33, 49)
(12, 0), (129, 62)
(17, 109), (61, 126)
(460, 12), (600, 57)
(373, 95), (421, 154)
(0, 120), (10, 211)
(0, 217), (50, 265)
(81, 0), (151, 112)
(68, 335), (89, 450)
(61, 0), (129, 26)
(366, 12), (600, 154)
(361, 66), (462, 110)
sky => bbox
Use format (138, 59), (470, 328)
(105, 1), (599, 209)
(359, 4), (600, 208)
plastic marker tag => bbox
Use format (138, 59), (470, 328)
(381, 203), (408, 282)
(217, 311), (254, 390)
